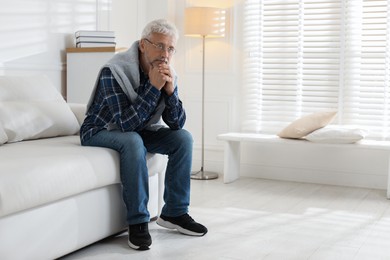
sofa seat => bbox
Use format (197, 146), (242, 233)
(0, 135), (167, 259)
(0, 135), (166, 218)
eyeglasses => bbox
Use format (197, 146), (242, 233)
(144, 38), (176, 55)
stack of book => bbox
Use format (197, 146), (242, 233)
(75, 30), (116, 48)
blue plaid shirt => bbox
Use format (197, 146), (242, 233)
(80, 67), (186, 143)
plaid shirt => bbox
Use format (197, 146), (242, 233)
(80, 67), (186, 143)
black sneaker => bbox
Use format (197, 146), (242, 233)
(156, 213), (208, 236)
(128, 222), (152, 250)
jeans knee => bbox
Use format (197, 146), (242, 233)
(176, 129), (193, 150)
(120, 132), (146, 157)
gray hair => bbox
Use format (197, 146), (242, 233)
(141, 19), (179, 41)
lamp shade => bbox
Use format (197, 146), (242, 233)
(184, 7), (225, 38)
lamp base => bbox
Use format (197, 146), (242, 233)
(191, 169), (218, 180)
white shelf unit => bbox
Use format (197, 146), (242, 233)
(66, 47), (116, 104)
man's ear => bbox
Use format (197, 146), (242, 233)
(139, 39), (146, 53)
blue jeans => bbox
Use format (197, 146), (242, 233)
(81, 128), (193, 225)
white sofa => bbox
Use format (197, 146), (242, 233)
(0, 74), (167, 260)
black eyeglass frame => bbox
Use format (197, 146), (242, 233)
(144, 38), (176, 55)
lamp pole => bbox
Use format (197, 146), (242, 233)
(191, 35), (219, 180)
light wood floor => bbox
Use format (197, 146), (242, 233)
(60, 177), (390, 260)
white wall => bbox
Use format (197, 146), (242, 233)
(110, 0), (142, 48)
(0, 0), (115, 96)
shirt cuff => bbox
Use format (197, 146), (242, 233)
(164, 88), (179, 107)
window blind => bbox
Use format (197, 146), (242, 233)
(242, 0), (390, 140)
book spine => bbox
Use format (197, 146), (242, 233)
(75, 31), (115, 38)
(76, 42), (116, 48)
(76, 36), (116, 43)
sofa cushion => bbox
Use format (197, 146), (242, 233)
(0, 74), (80, 143)
(305, 126), (367, 144)
(278, 111), (337, 139)
(0, 136), (167, 218)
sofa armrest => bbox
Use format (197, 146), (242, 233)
(68, 103), (87, 126)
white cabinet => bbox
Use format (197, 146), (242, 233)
(66, 47), (115, 104)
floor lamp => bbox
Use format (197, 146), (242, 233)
(184, 7), (226, 180)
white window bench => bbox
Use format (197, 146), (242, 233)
(217, 132), (390, 199)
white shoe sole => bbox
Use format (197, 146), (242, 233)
(156, 217), (205, 236)
(128, 239), (150, 250)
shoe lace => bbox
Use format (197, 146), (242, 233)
(139, 223), (149, 231)
(181, 213), (195, 223)
(130, 222), (148, 233)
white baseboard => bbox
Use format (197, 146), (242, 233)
(240, 163), (387, 190)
